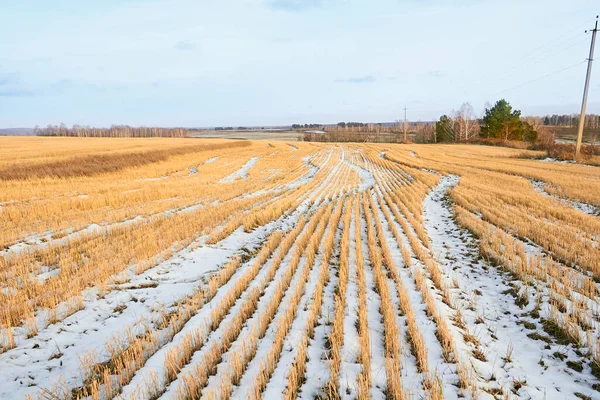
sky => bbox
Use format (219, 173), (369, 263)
(0, 0), (598, 128)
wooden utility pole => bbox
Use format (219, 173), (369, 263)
(575, 16), (598, 158)
(403, 107), (407, 143)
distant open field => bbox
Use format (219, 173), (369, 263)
(0, 137), (599, 399)
(189, 130), (303, 141)
(547, 125), (600, 144)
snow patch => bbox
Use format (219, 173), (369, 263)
(345, 158), (375, 192)
(530, 179), (599, 216)
(219, 157), (260, 183)
(189, 156), (219, 175)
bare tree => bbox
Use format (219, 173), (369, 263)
(414, 121), (435, 143)
(453, 103), (478, 142)
(36, 125), (189, 138)
(394, 120), (403, 134)
(523, 116), (543, 132)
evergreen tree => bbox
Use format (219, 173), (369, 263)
(480, 99), (537, 142)
(480, 99), (522, 140)
(522, 121), (537, 143)
(435, 115), (455, 142)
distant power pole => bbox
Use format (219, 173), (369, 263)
(403, 107), (407, 143)
(575, 16), (598, 158)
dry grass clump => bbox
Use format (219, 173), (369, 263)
(541, 142), (600, 165)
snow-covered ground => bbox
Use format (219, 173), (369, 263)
(2, 144), (598, 400)
(0, 190), (308, 399)
(424, 175), (599, 399)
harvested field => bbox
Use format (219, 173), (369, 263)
(0, 137), (599, 400)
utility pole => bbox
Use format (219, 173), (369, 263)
(403, 106), (407, 143)
(575, 16), (598, 158)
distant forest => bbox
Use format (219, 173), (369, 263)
(542, 114), (600, 128)
(35, 124), (189, 138)
(0, 128), (35, 136)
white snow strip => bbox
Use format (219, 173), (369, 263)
(345, 156), (375, 192)
(219, 157), (260, 183)
(530, 179), (599, 216)
(2, 202), (205, 258)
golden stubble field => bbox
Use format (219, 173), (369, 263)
(0, 136), (598, 400)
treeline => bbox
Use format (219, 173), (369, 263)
(435, 100), (536, 143)
(336, 122), (366, 128)
(214, 126), (259, 130)
(327, 122), (405, 134)
(301, 100), (539, 145)
(293, 122), (406, 133)
(543, 114), (600, 128)
(35, 124), (190, 138)
(292, 123), (323, 129)
(292, 122), (375, 130)
(303, 122), (436, 143)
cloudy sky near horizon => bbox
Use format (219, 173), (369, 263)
(0, 0), (598, 128)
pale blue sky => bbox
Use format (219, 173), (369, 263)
(0, 0), (598, 127)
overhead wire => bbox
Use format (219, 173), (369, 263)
(491, 60), (587, 96)
(478, 29), (589, 90)
(456, 18), (595, 97)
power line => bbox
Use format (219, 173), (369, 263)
(462, 18), (594, 92)
(491, 60), (587, 96)
(518, 19), (593, 62)
(478, 31), (589, 89)
(517, 34), (589, 67)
